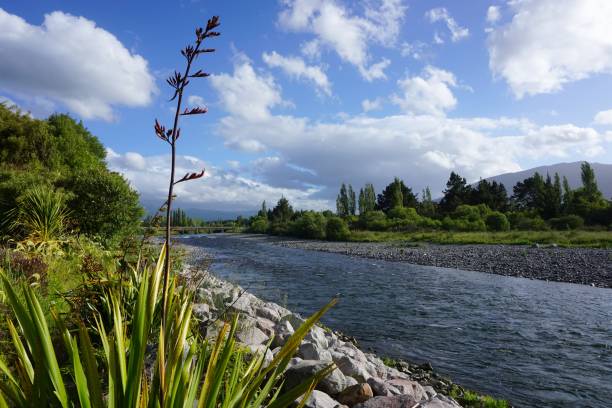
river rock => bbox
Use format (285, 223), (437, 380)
(284, 360), (352, 396)
(367, 377), (392, 397)
(247, 344), (274, 366)
(299, 341), (333, 361)
(295, 390), (340, 408)
(337, 383), (374, 406)
(352, 394), (418, 408)
(236, 324), (268, 346)
(255, 317), (276, 337)
(385, 379), (427, 401)
(192, 303), (211, 320)
(334, 355), (373, 382)
(273, 320), (295, 347)
(418, 395), (462, 408)
(305, 325), (329, 349)
(256, 303), (283, 322)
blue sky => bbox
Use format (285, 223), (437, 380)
(1, 0), (612, 211)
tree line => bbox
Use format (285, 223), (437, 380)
(247, 162), (611, 238)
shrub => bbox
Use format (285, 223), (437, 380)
(360, 210), (389, 231)
(507, 212), (548, 230)
(326, 217), (350, 241)
(485, 212), (510, 231)
(387, 207), (419, 220)
(442, 216), (486, 232)
(248, 216), (269, 233)
(9, 186), (69, 243)
(289, 211), (327, 239)
(549, 215), (584, 230)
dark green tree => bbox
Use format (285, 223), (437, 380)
(348, 184), (356, 216)
(271, 197), (294, 223)
(376, 178), (417, 212)
(336, 183), (349, 216)
(439, 172), (472, 213)
(470, 179), (508, 211)
(418, 186), (436, 218)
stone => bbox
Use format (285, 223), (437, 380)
(294, 390), (339, 408)
(230, 294), (254, 315)
(247, 344), (274, 366)
(334, 355), (372, 382)
(255, 317), (276, 337)
(352, 395), (418, 408)
(256, 304), (282, 322)
(337, 383), (374, 407)
(192, 303), (211, 320)
(280, 313), (306, 330)
(273, 320), (295, 347)
(367, 377), (392, 397)
(299, 341), (333, 361)
(305, 325), (329, 349)
(284, 360), (351, 396)
(236, 325), (268, 346)
(384, 379), (427, 401)
(418, 395), (462, 408)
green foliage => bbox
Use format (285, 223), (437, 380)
(485, 212), (510, 232)
(0, 245), (335, 407)
(439, 172), (472, 213)
(507, 211), (547, 231)
(360, 210), (389, 231)
(449, 386), (509, 408)
(66, 169), (143, 246)
(290, 211), (327, 239)
(549, 215), (584, 230)
(377, 177), (417, 212)
(248, 216), (269, 233)
(7, 186), (70, 244)
(336, 183), (350, 216)
(358, 183), (376, 215)
(326, 217), (350, 241)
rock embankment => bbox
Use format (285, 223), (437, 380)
(275, 240), (612, 288)
(181, 255), (463, 408)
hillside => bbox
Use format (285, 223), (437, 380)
(485, 162), (612, 198)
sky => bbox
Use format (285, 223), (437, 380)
(1, 0), (612, 212)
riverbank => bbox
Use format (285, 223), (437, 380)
(274, 239), (612, 288)
(179, 242), (509, 408)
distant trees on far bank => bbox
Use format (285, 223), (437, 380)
(245, 162), (612, 240)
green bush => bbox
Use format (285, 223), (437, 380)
(326, 217), (350, 241)
(549, 215), (584, 230)
(485, 212), (510, 231)
(289, 211), (327, 239)
(507, 211), (548, 230)
(387, 207), (419, 220)
(360, 210), (389, 231)
(248, 216), (269, 233)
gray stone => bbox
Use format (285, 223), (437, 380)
(236, 325), (268, 346)
(353, 395), (418, 408)
(284, 360), (351, 396)
(247, 344), (274, 366)
(337, 383), (374, 407)
(384, 379), (427, 401)
(256, 304), (282, 322)
(256, 317), (276, 337)
(418, 395), (462, 408)
(294, 390), (339, 408)
(192, 303), (211, 320)
(367, 377), (392, 397)
(334, 355), (372, 382)
(305, 325), (329, 349)
(299, 341), (333, 361)
(273, 320), (295, 347)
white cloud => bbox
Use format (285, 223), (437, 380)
(0, 9), (156, 121)
(391, 66), (458, 115)
(401, 41), (429, 60)
(426, 7), (469, 42)
(488, 0), (612, 98)
(106, 149), (329, 211)
(594, 109), (612, 125)
(187, 95), (206, 107)
(301, 39), (321, 59)
(362, 97), (384, 112)
(209, 60), (284, 121)
(486, 6), (501, 24)
(262, 51), (331, 96)
(278, 0), (406, 81)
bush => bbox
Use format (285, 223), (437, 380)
(248, 216), (269, 233)
(66, 169), (143, 246)
(326, 217), (350, 241)
(507, 212), (548, 230)
(289, 211), (327, 239)
(549, 215), (584, 230)
(387, 207), (419, 220)
(360, 210), (389, 231)
(485, 212), (510, 231)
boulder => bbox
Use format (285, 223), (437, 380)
(294, 390), (340, 408)
(236, 325), (268, 346)
(384, 379), (427, 401)
(299, 341), (333, 361)
(337, 383), (374, 407)
(192, 303), (211, 321)
(273, 320), (295, 347)
(367, 377), (392, 397)
(284, 360), (351, 396)
(418, 395), (462, 408)
(255, 317), (276, 337)
(305, 325), (329, 349)
(247, 345), (274, 366)
(352, 395), (418, 408)
(334, 355), (372, 382)
(256, 304), (282, 322)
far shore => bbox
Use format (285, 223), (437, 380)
(271, 238), (612, 288)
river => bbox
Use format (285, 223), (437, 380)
(180, 234), (612, 407)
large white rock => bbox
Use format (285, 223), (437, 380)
(418, 395), (462, 408)
(236, 325), (269, 346)
(299, 341), (333, 361)
(284, 360), (352, 396)
(273, 320), (295, 347)
(295, 390), (340, 408)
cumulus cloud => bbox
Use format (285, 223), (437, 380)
(187, 95), (206, 107)
(426, 7), (469, 42)
(487, 0), (612, 98)
(209, 60), (284, 121)
(0, 8), (156, 121)
(262, 51), (331, 96)
(106, 149), (328, 211)
(391, 66), (458, 116)
(486, 6), (501, 24)
(278, 0), (406, 81)
(594, 109), (612, 125)
(362, 97), (384, 112)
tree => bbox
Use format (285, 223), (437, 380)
(439, 172), (472, 213)
(376, 178), (417, 212)
(336, 183), (349, 216)
(271, 197), (293, 223)
(257, 200), (268, 218)
(348, 184), (356, 216)
(470, 179), (508, 212)
(419, 187), (436, 218)
(358, 188), (366, 215)
(570, 162), (608, 219)
(358, 183), (376, 214)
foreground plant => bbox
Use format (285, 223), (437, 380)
(0, 245), (335, 407)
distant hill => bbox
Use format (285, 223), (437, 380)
(484, 162), (612, 199)
(142, 199), (255, 221)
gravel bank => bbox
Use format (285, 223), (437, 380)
(274, 240), (612, 288)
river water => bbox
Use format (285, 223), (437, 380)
(181, 234), (612, 407)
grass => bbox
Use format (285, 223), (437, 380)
(449, 386), (510, 408)
(349, 229), (612, 248)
